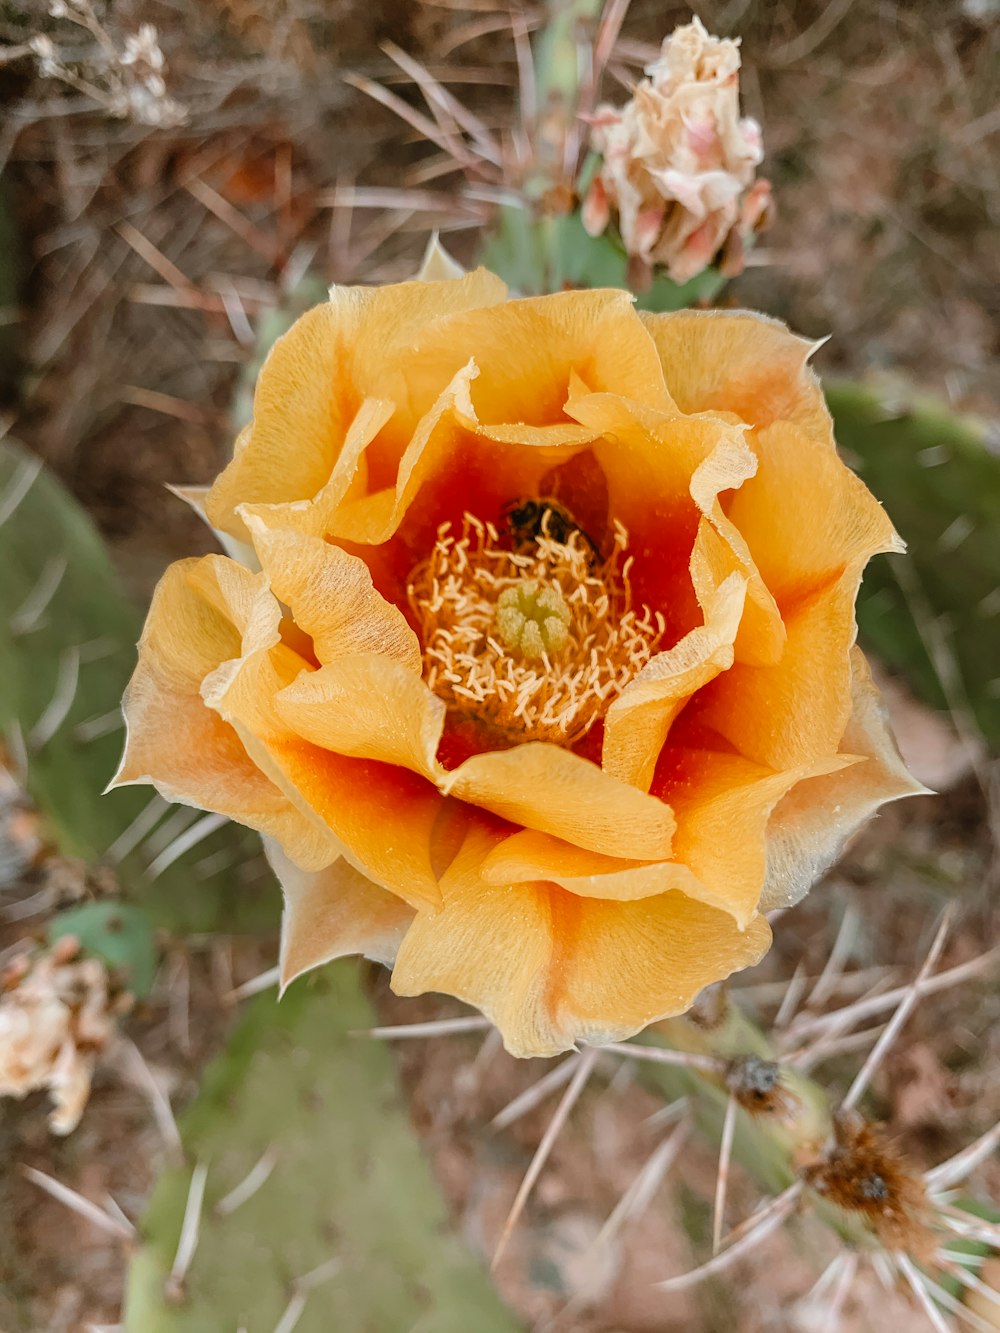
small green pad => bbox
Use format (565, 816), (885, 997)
(48, 901), (158, 998)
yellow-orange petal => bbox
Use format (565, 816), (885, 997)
(565, 389), (729, 506)
(268, 840), (415, 988)
(564, 392), (748, 640)
(267, 745), (448, 911)
(199, 587), (444, 910)
(442, 743), (675, 860)
(759, 648), (929, 912)
(727, 419), (903, 608)
(688, 436), (786, 666)
(243, 516), (421, 671)
(205, 267), (508, 539)
(641, 308), (830, 446)
(602, 571), (747, 791)
(238, 396), (393, 542)
(391, 825), (771, 1057)
(204, 307), (353, 543)
(480, 829), (704, 902)
(324, 361), (475, 545)
(111, 556), (337, 871)
(249, 362), (473, 549)
(693, 564), (862, 772)
(275, 653), (445, 780)
(327, 362), (603, 551)
(658, 747), (857, 926)
(404, 288), (676, 432)
(483, 744), (852, 927)
(566, 390), (716, 508)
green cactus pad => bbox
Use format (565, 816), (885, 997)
(124, 963), (521, 1333)
(0, 438), (276, 932)
(827, 381), (1000, 749)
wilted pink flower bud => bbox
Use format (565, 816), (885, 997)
(584, 17), (771, 285)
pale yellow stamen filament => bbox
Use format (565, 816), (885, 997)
(406, 513), (665, 745)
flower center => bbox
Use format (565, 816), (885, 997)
(406, 512), (664, 745)
(495, 580), (571, 660)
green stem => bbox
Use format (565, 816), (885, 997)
(637, 1001), (887, 1249)
(644, 1004), (829, 1195)
(533, 0), (604, 117)
(523, 0), (602, 203)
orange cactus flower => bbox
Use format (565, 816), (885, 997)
(113, 244), (924, 1058)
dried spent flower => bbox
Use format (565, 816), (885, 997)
(29, 8), (186, 128)
(583, 17), (771, 285)
(804, 1113), (937, 1259)
(121, 24), (165, 71)
(28, 34), (60, 80)
(0, 937), (124, 1134)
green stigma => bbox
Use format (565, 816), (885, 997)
(495, 580), (571, 660)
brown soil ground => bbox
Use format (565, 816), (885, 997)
(1, 2), (999, 1330)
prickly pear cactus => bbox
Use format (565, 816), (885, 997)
(828, 381), (1000, 749)
(0, 437), (274, 933)
(125, 963), (521, 1333)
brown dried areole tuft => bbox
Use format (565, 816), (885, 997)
(725, 1053), (797, 1118)
(804, 1113), (937, 1258)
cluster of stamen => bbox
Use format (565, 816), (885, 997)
(406, 512), (665, 744)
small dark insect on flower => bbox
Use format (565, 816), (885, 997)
(804, 1113), (936, 1259)
(503, 497), (602, 562)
